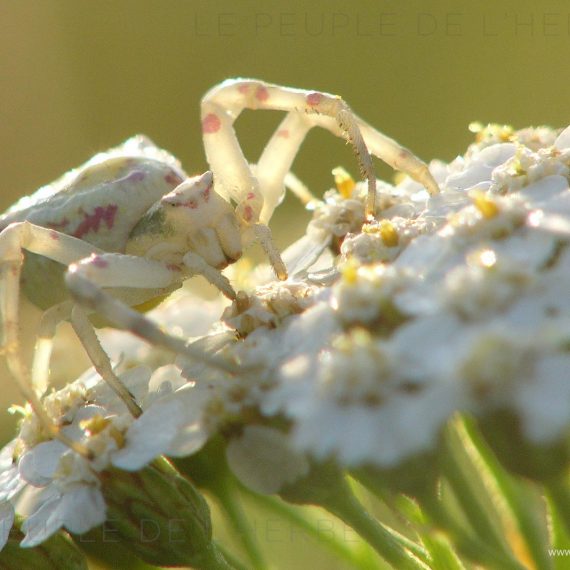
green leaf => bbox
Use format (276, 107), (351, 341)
(459, 416), (553, 570)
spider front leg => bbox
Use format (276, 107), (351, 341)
(0, 223), (144, 417)
(304, 113), (440, 202)
(202, 78), (438, 224)
(31, 299), (143, 418)
(64, 253), (240, 374)
(0, 222), (106, 454)
(200, 79), (377, 280)
(259, 110), (441, 214)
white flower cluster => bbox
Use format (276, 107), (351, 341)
(0, 364), (208, 548)
(2, 123), (570, 549)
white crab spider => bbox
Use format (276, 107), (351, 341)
(0, 78), (439, 454)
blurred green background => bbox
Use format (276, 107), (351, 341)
(1, 1), (570, 566)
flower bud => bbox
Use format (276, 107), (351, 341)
(99, 459), (231, 569)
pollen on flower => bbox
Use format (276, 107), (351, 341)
(332, 167), (355, 199)
(340, 261), (359, 285)
(471, 190), (500, 218)
(469, 122), (515, 145)
(379, 220), (399, 247)
(80, 415), (110, 436)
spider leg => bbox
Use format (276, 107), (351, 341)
(202, 79), (374, 218)
(256, 109), (439, 222)
(255, 111), (312, 224)
(0, 222), (98, 455)
(182, 251), (236, 299)
(200, 79), (380, 279)
(69, 305), (143, 417)
(305, 113), (440, 199)
(203, 78), (437, 222)
(65, 252), (240, 374)
(34, 299), (144, 417)
(356, 116), (439, 197)
(32, 301), (73, 396)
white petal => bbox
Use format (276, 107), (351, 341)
(516, 355), (570, 442)
(166, 423), (208, 457)
(446, 143), (516, 191)
(554, 125), (570, 150)
(112, 397), (184, 470)
(19, 441), (67, 486)
(0, 502), (14, 551)
(0, 467), (25, 502)
(0, 442), (24, 502)
(21, 494), (62, 547)
(518, 175), (569, 205)
(89, 366), (151, 414)
(226, 426), (309, 494)
(148, 364), (186, 395)
(61, 486), (106, 534)
(0, 441), (17, 471)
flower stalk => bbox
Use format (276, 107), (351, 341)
(279, 461), (429, 569)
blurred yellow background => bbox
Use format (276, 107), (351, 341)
(1, 2), (570, 567)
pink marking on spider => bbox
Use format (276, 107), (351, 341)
(179, 199), (199, 209)
(255, 86), (269, 102)
(246, 192), (256, 200)
(49, 230), (59, 241)
(237, 84), (250, 94)
(46, 217), (70, 230)
(202, 113), (222, 134)
(91, 255), (109, 269)
(243, 205), (254, 222)
(125, 170), (146, 183)
(73, 204), (118, 239)
(201, 186), (211, 202)
(166, 263), (182, 272)
(306, 92), (323, 107)
(164, 171), (183, 187)
(277, 129), (289, 138)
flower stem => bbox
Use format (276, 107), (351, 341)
(458, 417), (552, 570)
(416, 487), (524, 570)
(242, 487), (383, 570)
(280, 462), (429, 570)
(215, 542), (250, 570)
(213, 480), (267, 570)
(173, 440), (266, 569)
(323, 487), (429, 570)
(546, 476), (570, 539)
(441, 421), (521, 563)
